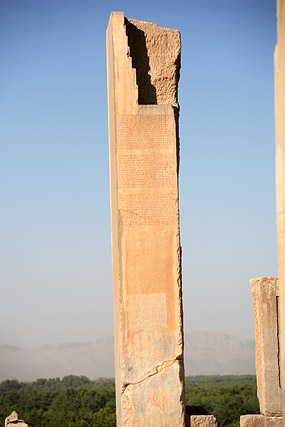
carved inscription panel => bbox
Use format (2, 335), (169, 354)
(118, 193), (177, 226)
(116, 113), (178, 226)
(116, 115), (175, 150)
(127, 293), (167, 331)
(117, 153), (175, 188)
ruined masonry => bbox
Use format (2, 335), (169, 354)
(5, 412), (29, 427)
(251, 278), (282, 418)
(107, 12), (185, 426)
(240, 278), (282, 427)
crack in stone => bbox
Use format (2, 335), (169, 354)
(121, 356), (182, 394)
(276, 295), (281, 388)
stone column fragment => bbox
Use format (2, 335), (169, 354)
(5, 411), (29, 427)
(250, 277), (282, 417)
(107, 12), (185, 426)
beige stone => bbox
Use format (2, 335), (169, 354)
(107, 11), (185, 426)
(240, 415), (282, 427)
(5, 411), (29, 427)
(265, 418), (284, 427)
(275, 0), (285, 420)
(189, 415), (219, 427)
(125, 18), (180, 107)
(250, 277), (282, 416)
(240, 415), (265, 427)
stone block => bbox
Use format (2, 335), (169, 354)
(240, 414), (282, 427)
(189, 415), (220, 427)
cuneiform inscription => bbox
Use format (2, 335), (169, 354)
(117, 153), (176, 189)
(118, 192), (178, 226)
(116, 115), (175, 150)
(127, 293), (167, 331)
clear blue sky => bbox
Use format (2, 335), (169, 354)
(0, 0), (277, 348)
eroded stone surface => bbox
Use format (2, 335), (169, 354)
(240, 415), (282, 427)
(240, 415), (265, 427)
(5, 411), (29, 427)
(126, 18), (181, 106)
(107, 11), (185, 426)
(250, 277), (282, 416)
(189, 415), (220, 427)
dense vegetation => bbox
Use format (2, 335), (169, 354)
(0, 376), (116, 427)
(185, 375), (259, 427)
(0, 375), (259, 426)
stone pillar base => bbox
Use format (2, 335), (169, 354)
(240, 414), (283, 427)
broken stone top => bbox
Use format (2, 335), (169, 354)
(5, 412), (29, 427)
(124, 14), (181, 107)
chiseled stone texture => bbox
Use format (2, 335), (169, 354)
(107, 12), (185, 426)
(189, 415), (219, 427)
(250, 277), (282, 416)
(240, 415), (282, 427)
(5, 411), (29, 427)
(126, 18), (180, 107)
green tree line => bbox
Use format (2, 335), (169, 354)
(0, 375), (259, 426)
(185, 375), (259, 426)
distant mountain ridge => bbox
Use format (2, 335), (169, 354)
(0, 344), (22, 354)
(184, 331), (255, 375)
(0, 331), (255, 382)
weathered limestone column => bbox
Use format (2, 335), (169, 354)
(250, 277), (282, 417)
(275, 0), (285, 422)
(240, 278), (282, 426)
(107, 12), (185, 426)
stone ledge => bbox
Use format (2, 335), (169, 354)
(240, 414), (283, 427)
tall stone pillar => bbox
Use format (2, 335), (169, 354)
(250, 277), (281, 417)
(240, 278), (282, 426)
(106, 12), (185, 426)
(275, 0), (285, 422)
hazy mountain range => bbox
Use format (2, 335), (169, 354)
(0, 331), (255, 382)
